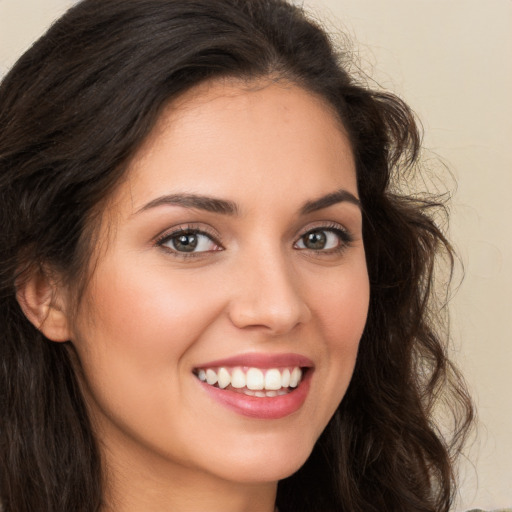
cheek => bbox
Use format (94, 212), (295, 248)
(68, 263), (228, 453)
(313, 262), (370, 350)
(68, 263), (225, 422)
(306, 261), (369, 417)
(75, 264), (223, 366)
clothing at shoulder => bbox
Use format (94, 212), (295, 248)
(466, 509), (512, 512)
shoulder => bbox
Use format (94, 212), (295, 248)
(466, 509), (512, 512)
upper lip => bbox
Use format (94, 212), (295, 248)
(194, 352), (314, 369)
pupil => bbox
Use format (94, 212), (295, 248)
(174, 233), (198, 252)
(305, 231), (326, 249)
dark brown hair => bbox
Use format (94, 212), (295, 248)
(0, 0), (473, 511)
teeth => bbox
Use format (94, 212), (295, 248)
(231, 368), (246, 388)
(206, 369), (218, 386)
(217, 367), (230, 389)
(246, 368), (264, 390)
(196, 366), (304, 393)
(290, 367), (301, 388)
(281, 368), (291, 388)
(264, 369), (282, 390)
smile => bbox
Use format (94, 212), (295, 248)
(193, 354), (313, 419)
(195, 366), (303, 397)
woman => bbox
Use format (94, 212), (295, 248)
(0, 0), (473, 511)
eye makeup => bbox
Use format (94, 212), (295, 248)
(155, 223), (224, 259)
(153, 219), (354, 261)
(294, 221), (354, 255)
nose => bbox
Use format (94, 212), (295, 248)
(227, 250), (312, 335)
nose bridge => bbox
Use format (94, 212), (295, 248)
(227, 241), (311, 334)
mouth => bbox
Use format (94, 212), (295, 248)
(194, 366), (305, 397)
(193, 354), (313, 419)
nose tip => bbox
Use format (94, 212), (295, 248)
(227, 260), (312, 335)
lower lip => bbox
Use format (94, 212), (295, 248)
(198, 371), (312, 420)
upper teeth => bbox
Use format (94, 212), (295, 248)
(196, 366), (303, 391)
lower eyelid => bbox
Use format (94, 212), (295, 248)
(156, 228), (222, 252)
(155, 225), (353, 255)
(296, 227), (352, 247)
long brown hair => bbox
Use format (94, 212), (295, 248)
(0, 1), (473, 510)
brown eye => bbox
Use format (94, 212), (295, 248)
(295, 227), (351, 252)
(302, 231), (327, 250)
(158, 230), (220, 254)
(172, 233), (199, 252)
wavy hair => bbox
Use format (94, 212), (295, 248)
(0, 0), (473, 511)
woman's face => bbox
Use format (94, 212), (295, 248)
(68, 80), (369, 488)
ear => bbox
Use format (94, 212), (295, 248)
(16, 267), (71, 342)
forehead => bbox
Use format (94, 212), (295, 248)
(115, 78), (357, 215)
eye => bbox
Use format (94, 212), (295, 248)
(295, 227), (351, 252)
(157, 228), (221, 254)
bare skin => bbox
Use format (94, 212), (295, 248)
(35, 79), (369, 511)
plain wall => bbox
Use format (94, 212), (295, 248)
(1, 0), (511, 509)
(302, 2), (512, 509)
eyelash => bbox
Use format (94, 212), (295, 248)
(155, 224), (223, 259)
(294, 223), (353, 255)
(155, 222), (353, 258)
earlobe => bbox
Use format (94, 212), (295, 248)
(16, 269), (71, 342)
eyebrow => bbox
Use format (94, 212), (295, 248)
(136, 193), (239, 215)
(299, 189), (361, 214)
(135, 189), (360, 216)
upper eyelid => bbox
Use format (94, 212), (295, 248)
(295, 226), (352, 246)
(155, 228), (223, 258)
(295, 221), (351, 238)
(153, 221), (354, 251)
(154, 224), (222, 246)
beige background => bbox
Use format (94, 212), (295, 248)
(1, 0), (511, 509)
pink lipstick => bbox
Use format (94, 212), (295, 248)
(194, 353), (313, 419)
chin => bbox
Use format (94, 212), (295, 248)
(198, 431), (317, 485)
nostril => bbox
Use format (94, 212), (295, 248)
(227, 298), (311, 334)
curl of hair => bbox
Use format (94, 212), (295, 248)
(0, 1), (473, 511)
